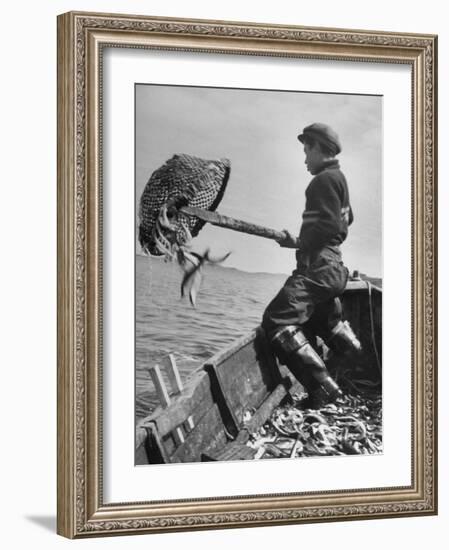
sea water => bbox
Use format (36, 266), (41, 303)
(135, 254), (287, 421)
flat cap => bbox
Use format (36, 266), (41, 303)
(298, 122), (342, 155)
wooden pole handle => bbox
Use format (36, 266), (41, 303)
(180, 206), (285, 241)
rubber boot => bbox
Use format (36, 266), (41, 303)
(293, 340), (341, 399)
(306, 298), (362, 356)
(284, 357), (332, 409)
(327, 320), (362, 355)
(272, 326), (343, 403)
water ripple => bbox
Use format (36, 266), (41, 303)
(136, 256), (287, 419)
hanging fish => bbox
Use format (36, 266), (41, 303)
(179, 251), (204, 306)
(179, 248), (231, 306)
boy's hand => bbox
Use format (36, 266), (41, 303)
(276, 230), (299, 248)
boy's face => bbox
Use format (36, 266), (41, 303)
(303, 142), (326, 175)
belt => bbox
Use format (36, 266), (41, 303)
(296, 245), (341, 268)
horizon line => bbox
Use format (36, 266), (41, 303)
(136, 252), (382, 281)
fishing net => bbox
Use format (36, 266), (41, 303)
(138, 154), (231, 256)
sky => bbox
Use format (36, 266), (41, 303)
(135, 84), (382, 277)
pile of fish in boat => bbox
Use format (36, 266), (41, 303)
(246, 386), (382, 459)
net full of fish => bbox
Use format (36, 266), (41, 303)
(246, 386), (382, 460)
(138, 154), (232, 305)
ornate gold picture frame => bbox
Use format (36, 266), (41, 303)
(57, 11), (437, 538)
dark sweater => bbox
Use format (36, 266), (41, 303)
(298, 159), (353, 252)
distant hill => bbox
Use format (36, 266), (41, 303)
(137, 252), (382, 286)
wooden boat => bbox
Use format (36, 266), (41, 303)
(135, 278), (382, 465)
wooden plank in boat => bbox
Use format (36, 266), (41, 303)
(239, 381), (291, 437)
(201, 385), (291, 462)
(135, 440), (149, 464)
(202, 442), (257, 461)
(205, 329), (282, 429)
(171, 403), (228, 463)
(338, 283), (382, 376)
(144, 370), (214, 438)
(141, 422), (172, 464)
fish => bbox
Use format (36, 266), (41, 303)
(157, 205), (178, 232)
(179, 248), (231, 306)
(246, 388), (382, 459)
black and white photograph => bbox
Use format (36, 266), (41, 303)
(135, 83), (383, 465)
(2, 0), (443, 543)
